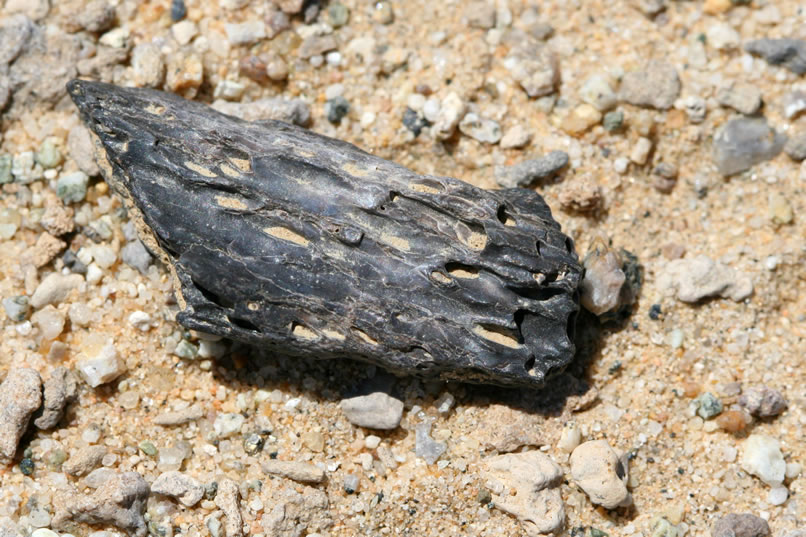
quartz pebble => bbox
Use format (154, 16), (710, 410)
(580, 75), (617, 111)
(784, 131), (806, 162)
(131, 43), (165, 89)
(63, 445), (108, 477)
(745, 38), (806, 75)
(629, 137), (653, 165)
(712, 513), (770, 537)
(0, 368), (42, 466)
(415, 421), (446, 465)
(738, 386), (787, 417)
(31, 305), (65, 339)
(225, 21), (266, 46)
(433, 92), (466, 141)
(214, 413), (244, 438)
(657, 255), (753, 303)
(557, 422), (582, 453)
(499, 125), (532, 149)
(77, 340), (126, 388)
(504, 41), (559, 98)
(782, 91), (806, 119)
(151, 471), (204, 507)
(767, 487), (788, 506)
(580, 241), (628, 316)
(480, 451), (564, 535)
(740, 434), (785, 485)
(53, 472), (150, 537)
(494, 151), (568, 188)
(261, 460), (325, 483)
(716, 82), (762, 115)
(570, 440), (631, 509)
(618, 61), (680, 110)
(340, 391), (404, 430)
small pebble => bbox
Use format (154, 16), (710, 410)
(745, 38), (806, 75)
(712, 513), (770, 537)
(0, 368), (42, 466)
(57, 172), (89, 203)
(35, 138), (62, 169)
(783, 132), (806, 162)
(767, 487), (788, 506)
(415, 421), (446, 464)
(580, 240), (628, 316)
(494, 151), (568, 188)
(261, 460), (325, 483)
(214, 413), (245, 438)
(738, 386), (787, 417)
(782, 91), (806, 119)
(557, 421), (582, 453)
(580, 75), (617, 111)
(372, 1), (394, 24)
(151, 471), (205, 507)
(77, 340), (126, 388)
(712, 117), (786, 176)
(740, 434), (785, 485)
(340, 391), (404, 429)
(459, 113), (502, 144)
(214, 479), (243, 537)
(325, 96), (350, 124)
(657, 255), (753, 303)
(570, 440), (631, 509)
(716, 82), (762, 115)
(433, 92), (466, 140)
(499, 125), (532, 149)
(603, 110), (624, 132)
(343, 473), (359, 494)
(504, 42), (559, 98)
(681, 95), (706, 123)
(629, 137), (653, 165)
(63, 445), (107, 476)
(2, 295), (29, 321)
(402, 108), (428, 137)
(327, 3), (349, 27)
(170, 0), (187, 21)
(694, 392), (723, 419)
(618, 61), (680, 110)
(174, 339), (199, 359)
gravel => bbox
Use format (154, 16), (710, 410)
(33, 366), (78, 430)
(504, 40), (559, 98)
(618, 60), (680, 109)
(781, 91), (806, 119)
(716, 81), (762, 115)
(740, 434), (786, 486)
(261, 460), (326, 483)
(784, 131), (806, 161)
(211, 98), (311, 126)
(339, 391), (404, 429)
(745, 38), (806, 75)
(570, 440), (631, 509)
(215, 479), (243, 537)
(579, 241), (628, 316)
(712, 117), (786, 176)
(458, 113), (502, 144)
(76, 339), (126, 387)
(0, 368), (42, 466)
(712, 513), (771, 537)
(415, 420), (446, 465)
(63, 445), (108, 477)
(499, 124), (532, 149)
(151, 471), (205, 507)
(56, 171), (90, 203)
(53, 472), (150, 537)
(738, 386), (788, 418)
(433, 92), (466, 140)
(580, 75), (617, 111)
(120, 239), (152, 275)
(494, 151), (568, 188)
(224, 21), (266, 46)
(480, 451), (564, 535)
(657, 255), (753, 303)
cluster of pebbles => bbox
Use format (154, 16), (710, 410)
(0, 0), (805, 537)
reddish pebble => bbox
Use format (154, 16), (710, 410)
(716, 410), (746, 433)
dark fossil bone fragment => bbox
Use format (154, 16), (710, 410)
(67, 79), (582, 388)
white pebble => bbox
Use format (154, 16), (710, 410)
(767, 486), (788, 506)
(77, 341), (126, 388)
(128, 311), (152, 332)
(613, 157), (630, 174)
(741, 434), (786, 485)
(364, 435), (381, 449)
(86, 263), (104, 285)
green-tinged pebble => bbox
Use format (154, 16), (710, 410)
(36, 138), (63, 169)
(57, 171), (89, 203)
(695, 392), (723, 419)
(0, 155), (12, 184)
(174, 339), (199, 359)
(139, 440), (158, 456)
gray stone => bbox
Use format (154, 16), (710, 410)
(579, 242), (627, 316)
(121, 240), (152, 274)
(0, 14), (34, 65)
(712, 513), (770, 537)
(494, 151), (568, 188)
(0, 368), (42, 466)
(480, 451), (564, 535)
(261, 460), (325, 483)
(712, 117), (786, 176)
(299, 34), (338, 59)
(570, 440), (631, 509)
(618, 60), (680, 110)
(458, 113), (502, 144)
(33, 367), (78, 429)
(2, 296), (29, 321)
(745, 38), (806, 75)
(657, 255), (753, 303)
(415, 420), (446, 465)
(784, 132), (806, 162)
(739, 386), (788, 418)
(504, 41), (559, 98)
(154, 405), (205, 426)
(53, 472), (150, 537)
(211, 98), (311, 127)
(31, 273), (84, 309)
(63, 445), (107, 477)
(716, 82), (762, 115)
(340, 391), (404, 430)
(580, 75), (617, 112)
(72, 0), (116, 33)
(151, 471), (205, 507)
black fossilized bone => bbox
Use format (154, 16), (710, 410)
(68, 79), (582, 388)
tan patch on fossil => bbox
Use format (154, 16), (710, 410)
(341, 162), (370, 177)
(264, 226), (310, 246)
(292, 323), (318, 340)
(380, 232), (410, 251)
(219, 164), (240, 177)
(462, 231), (487, 251)
(431, 271), (451, 284)
(215, 196), (248, 210)
(229, 157), (251, 173)
(144, 103), (166, 115)
(353, 329), (379, 345)
(185, 161), (217, 177)
(473, 325), (522, 348)
(409, 182), (442, 194)
(295, 149), (315, 158)
(323, 329), (346, 341)
(448, 265), (479, 279)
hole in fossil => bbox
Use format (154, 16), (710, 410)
(352, 328), (379, 345)
(445, 262), (479, 279)
(473, 324), (522, 348)
(228, 157), (252, 173)
(291, 322), (318, 340)
(264, 226), (310, 246)
(497, 205), (516, 226)
(430, 271), (451, 284)
(228, 315), (260, 333)
(192, 278), (235, 309)
(457, 223), (487, 251)
(524, 355), (536, 373)
(565, 237), (575, 254)
(536, 240), (542, 256)
(390, 191), (400, 202)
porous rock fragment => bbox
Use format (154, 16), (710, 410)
(657, 255), (752, 303)
(570, 440), (631, 509)
(0, 368), (42, 465)
(53, 471), (150, 537)
(214, 479), (244, 537)
(151, 471), (204, 507)
(480, 451), (565, 535)
(33, 366), (78, 429)
(339, 391), (403, 430)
